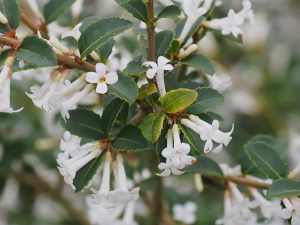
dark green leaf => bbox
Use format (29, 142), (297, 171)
(107, 73), (138, 104)
(137, 83), (158, 100)
(188, 87), (224, 114)
(244, 142), (287, 179)
(157, 5), (180, 19)
(115, 0), (147, 21)
(60, 108), (106, 140)
(16, 36), (57, 68)
(113, 125), (149, 152)
(178, 123), (204, 153)
(125, 56), (146, 76)
(139, 113), (166, 143)
(160, 88), (198, 113)
(155, 30), (174, 58)
(267, 179), (300, 198)
(186, 156), (223, 177)
(73, 152), (104, 192)
(98, 39), (115, 62)
(175, 16), (203, 44)
(44, 0), (75, 23)
(180, 54), (214, 75)
(78, 17), (133, 57)
(0, 0), (20, 32)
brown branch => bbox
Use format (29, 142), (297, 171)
(21, 13), (39, 34)
(227, 176), (270, 189)
(11, 171), (91, 225)
(0, 35), (96, 72)
(146, 0), (156, 61)
(129, 110), (146, 125)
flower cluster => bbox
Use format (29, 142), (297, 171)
(181, 115), (234, 153)
(157, 124), (196, 176)
(173, 201), (198, 224)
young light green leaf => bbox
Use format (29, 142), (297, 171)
(139, 113), (166, 143)
(73, 152), (104, 192)
(60, 108), (106, 140)
(180, 54), (215, 75)
(160, 88), (198, 113)
(155, 30), (174, 58)
(16, 36), (57, 68)
(186, 156), (223, 177)
(157, 5), (180, 19)
(0, 0), (20, 32)
(101, 98), (127, 137)
(115, 0), (147, 22)
(244, 141), (287, 179)
(113, 125), (149, 152)
(188, 87), (224, 114)
(137, 83), (158, 100)
(78, 17), (133, 57)
(178, 123), (204, 153)
(43, 0), (75, 23)
(107, 73), (138, 104)
(267, 179), (300, 198)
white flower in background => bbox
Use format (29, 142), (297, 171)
(181, 115), (234, 153)
(179, 0), (207, 42)
(173, 202), (197, 224)
(71, 0), (84, 18)
(89, 153), (139, 208)
(57, 135), (102, 189)
(0, 56), (23, 113)
(25, 0), (43, 20)
(143, 56), (173, 96)
(283, 198), (300, 225)
(62, 23), (82, 41)
(86, 63), (118, 94)
(207, 73), (232, 92)
(0, 178), (19, 211)
(157, 125), (196, 177)
(121, 201), (138, 225)
(133, 169), (152, 183)
(205, 0), (254, 38)
(26, 70), (65, 112)
(158, 0), (174, 6)
(220, 164), (241, 176)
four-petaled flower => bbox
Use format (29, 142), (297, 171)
(86, 63), (118, 94)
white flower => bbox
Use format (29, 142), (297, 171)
(238, 0), (255, 25)
(71, 0), (84, 17)
(143, 56), (173, 96)
(0, 56), (23, 113)
(86, 63), (118, 94)
(157, 125), (196, 177)
(283, 198), (300, 225)
(61, 23), (82, 41)
(26, 70), (65, 112)
(89, 153), (139, 208)
(173, 202), (197, 224)
(181, 115), (234, 153)
(121, 201), (138, 225)
(220, 164), (241, 176)
(158, 0), (174, 6)
(133, 169), (151, 183)
(59, 131), (81, 157)
(207, 74), (232, 92)
(179, 0), (207, 42)
(57, 136), (102, 189)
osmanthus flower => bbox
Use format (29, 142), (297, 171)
(26, 69), (67, 112)
(61, 22), (82, 41)
(0, 56), (23, 113)
(88, 153), (139, 208)
(86, 63), (118, 94)
(173, 201), (198, 224)
(283, 198), (300, 225)
(204, 0), (254, 38)
(207, 73), (232, 92)
(143, 56), (173, 96)
(181, 115), (234, 153)
(57, 134), (102, 189)
(157, 125), (196, 177)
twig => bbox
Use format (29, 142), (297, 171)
(146, 0), (156, 61)
(227, 176), (270, 189)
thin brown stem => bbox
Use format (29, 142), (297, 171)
(146, 0), (156, 61)
(227, 176), (270, 189)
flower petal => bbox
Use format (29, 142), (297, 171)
(96, 82), (108, 94)
(163, 64), (174, 71)
(86, 72), (100, 84)
(105, 72), (118, 84)
(157, 56), (170, 68)
(95, 63), (107, 75)
(146, 68), (157, 79)
(142, 61), (157, 69)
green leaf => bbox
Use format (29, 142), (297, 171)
(137, 83), (158, 100)
(60, 108), (106, 140)
(78, 17), (133, 57)
(43, 0), (75, 23)
(267, 179), (300, 198)
(0, 0), (20, 32)
(125, 56), (146, 76)
(98, 39), (115, 62)
(101, 98), (127, 137)
(244, 142), (287, 179)
(113, 125), (149, 152)
(175, 16), (203, 44)
(157, 5), (180, 19)
(186, 156), (223, 177)
(139, 113), (166, 143)
(161, 88), (198, 113)
(16, 36), (57, 68)
(180, 54), (214, 75)
(155, 30), (174, 58)
(73, 152), (104, 192)
(153, 124), (168, 162)
(178, 123), (204, 153)
(107, 73), (138, 104)
(188, 87), (224, 114)
(115, 0), (147, 22)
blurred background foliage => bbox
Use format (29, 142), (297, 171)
(0, 0), (300, 224)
